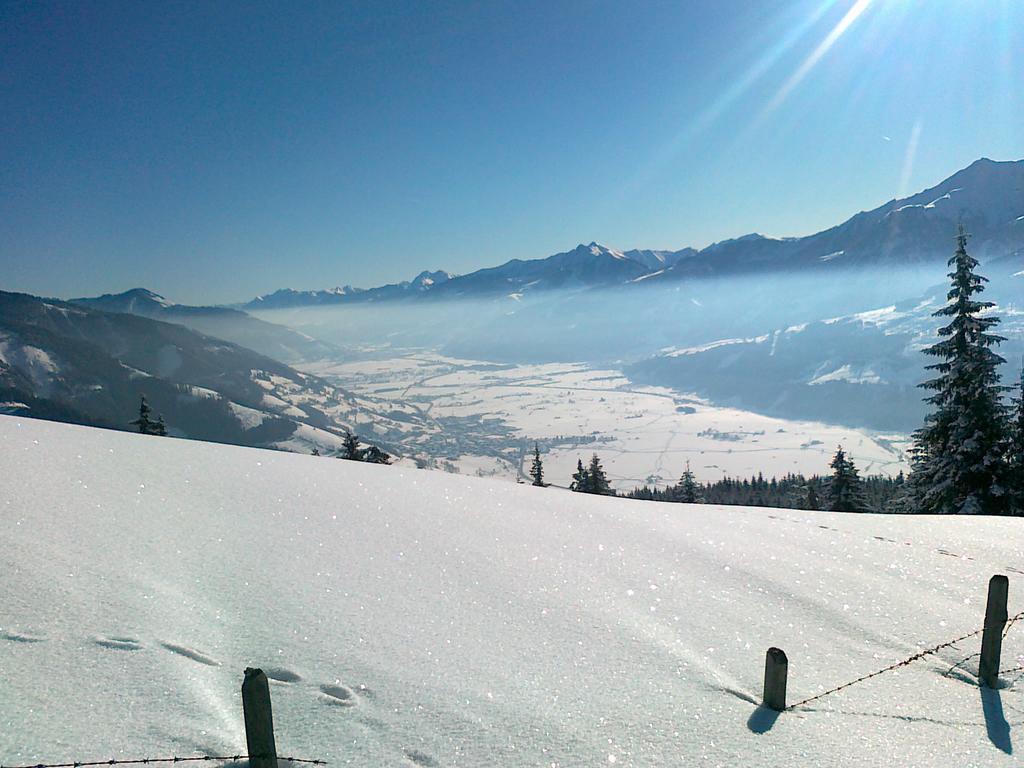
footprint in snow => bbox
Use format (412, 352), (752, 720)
(264, 667), (302, 683)
(159, 641), (220, 666)
(1, 630), (46, 644)
(94, 635), (143, 651)
(319, 683), (357, 707)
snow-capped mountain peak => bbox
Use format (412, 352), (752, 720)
(411, 270), (454, 289)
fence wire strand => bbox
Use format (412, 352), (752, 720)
(1, 757), (326, 768)
(787, 609), (1024, 710)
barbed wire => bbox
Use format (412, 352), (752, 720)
(1, 756), (326, 768)
(787, 609), (1024, 710)
(941, 649), (979, 679)
(940, 612), (1023, 679)
(1004, 609), (1023, 638)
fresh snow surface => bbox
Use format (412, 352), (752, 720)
(3, 416), (1024, 767)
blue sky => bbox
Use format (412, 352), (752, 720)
(2, 0), (1022, 304)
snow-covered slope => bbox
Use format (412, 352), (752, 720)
(0, 290), (431, 456)
(3, 416), (1024, 767)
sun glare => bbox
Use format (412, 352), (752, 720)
(764, 0), (875, 115)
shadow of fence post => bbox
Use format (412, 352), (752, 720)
(981, 685), (1012, 754)
(748, 647), (788, 733)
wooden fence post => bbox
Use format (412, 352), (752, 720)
(980, 575), (1009, 688)
(763, 647), (788, 711)
(242, 668), (279, 768)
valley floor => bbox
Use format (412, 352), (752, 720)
(303, 352), (909, 489)
(1, 416), (1022, 767)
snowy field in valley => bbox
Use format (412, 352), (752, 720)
(3, 416), (1024, 767)
(303, 353), (909, 489)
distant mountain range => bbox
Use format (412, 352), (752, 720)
(71, 288), (338, 363)
(244, 270), (456, 309)
(241, 157), (1024, 309)
(0, 290), (433, 454)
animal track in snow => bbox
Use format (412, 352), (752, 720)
(1, 630), (45, 643)
(159, 641), (221, 666)
(94, 635), (143, 651)
(264, 667), (302, 683)
(318, 683), (357, 706)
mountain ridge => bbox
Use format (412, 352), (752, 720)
(239, 157), (1024, 308)
(70, 288), (340, 363)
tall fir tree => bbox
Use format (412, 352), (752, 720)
(827, 446), (868, 512)
(130, 394), (152, 434)
(675, 461), (701, 503)
(911, 225), (1009, 515)
(530, 442), (545, 487)
(587, 454), (613, 496)
(570, 459), (589, 492)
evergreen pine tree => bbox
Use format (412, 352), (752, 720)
(153, 414), (167, 437)
(570, 459), (589, 492)
(827, 446), (868, 512)
(529, 442), (545, 487)
(587, 453), (613, 495)
(676, 461), (700, 503)
(911, 225), (1009, 514)
(130, 395), (154, 434)
(341, 429), (362, 460)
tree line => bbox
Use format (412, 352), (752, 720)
(624, 447), (904, 513)
(535, 440), (903, 513)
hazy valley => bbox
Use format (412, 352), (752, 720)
(5, 158), (1023, 488)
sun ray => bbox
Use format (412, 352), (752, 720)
(763, 0), (875, 116)
(617, 1), (841, 198)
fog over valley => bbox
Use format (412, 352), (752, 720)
(6, 158), (1021, 489)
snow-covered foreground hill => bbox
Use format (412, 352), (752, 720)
(3, 417), (1024, 767)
